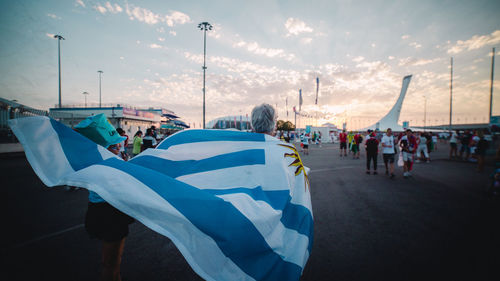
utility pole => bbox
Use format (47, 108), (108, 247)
(198, 22), (212, 129)
(98, 70), (103, 107)
(54, 35), (65, 108)
(489, 47), (496, 124)
(449, 57), (453, 131)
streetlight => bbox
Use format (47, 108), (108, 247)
(98, 70), (103, 107)
(423, 95), (427, 131)
(198, 21), (212, 129)
(82, 91), (89, 108)
(54, 34), (65, 108)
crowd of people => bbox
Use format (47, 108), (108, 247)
(333, 128), (495, 178)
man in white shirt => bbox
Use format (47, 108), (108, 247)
(449, 131), (458, 159)
(381, 128), (396, 179)
(416, 132), (430, 163)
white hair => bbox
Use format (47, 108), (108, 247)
(251, 103), (276, 134)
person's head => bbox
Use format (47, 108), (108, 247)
(116, 128), (125, 136)
(406, 129), (413, 136)
(386, 128), (392, 136)
(477, 130), (484, 138)
(134, 130), (143, 137)
(251, 103), (276, 134)
(146, 128), (153, 136)
(151, 125), (156, 131)
(342, 129), (346, 133)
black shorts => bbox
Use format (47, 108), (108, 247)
(450, 143), (457, 149)
(85, 202), (135, 242)
(303, 144), (309, 149)
(383, 153), (395, 163)
(340, 142), (347, 149)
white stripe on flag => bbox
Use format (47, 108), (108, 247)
(9, 117), (74, 186)
(62, 164), (254, 281)
(217, 193), (310, 267)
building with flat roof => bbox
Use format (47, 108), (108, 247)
(50, 104), (186, 136)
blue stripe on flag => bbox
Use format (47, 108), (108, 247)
(101, 158), (303, 281)
(157, 130), (265, 150)
(130, 149), (265, 178)
(281, 203), (314, 253)
(206, 187), (314, 253)
(204, 186), (290, 211)
(50, 118), (103, 171)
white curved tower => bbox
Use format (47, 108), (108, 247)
(360, 75), (412, 131)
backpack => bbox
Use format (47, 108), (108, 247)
(366, 137), (377, 152)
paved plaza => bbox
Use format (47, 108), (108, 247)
(3, 141), (500, 281)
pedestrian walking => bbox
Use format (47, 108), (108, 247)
(339, 130), (348, 157)
(381, 128), (396, 179)
(400, 129), (417, 178)
(449, 130), (458, 159)
(416, 132), (430, 163)
(365, 130), (379, 174)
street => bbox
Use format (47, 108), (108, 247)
(3, 142), (499, 281)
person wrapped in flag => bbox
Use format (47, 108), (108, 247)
(8, 104), (313, 281)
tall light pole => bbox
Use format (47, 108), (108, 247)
(489, 47), (495, 124)
(98, 70), (103, 108)
(82, 91), (89, 108)
(423, 95), (427, 132)
(449, 57), (453, 131)
(198, 22), (212, 129)
(54, 35), (65, 108)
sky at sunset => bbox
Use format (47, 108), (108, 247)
(1, 0), (499, 129)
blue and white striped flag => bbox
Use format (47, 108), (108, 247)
(9, 116), (313, 281)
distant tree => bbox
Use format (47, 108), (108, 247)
(277, 120), (295, 131)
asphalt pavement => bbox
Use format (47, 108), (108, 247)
(3, 141), (500, 281)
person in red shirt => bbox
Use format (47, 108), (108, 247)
(339, 130), (347, 157)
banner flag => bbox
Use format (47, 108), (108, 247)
(299, 89), (303, 112)
(315, 77), (319, 105)
(8, 117), (313, 281)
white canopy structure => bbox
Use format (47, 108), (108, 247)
(360, 75), (412, 132)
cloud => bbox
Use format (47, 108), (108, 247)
(125, 3), (190, 26)
(285, 18), (313, 37)
(47, 13), (60, 19)
(45, 33), (55, 38)
(401, 35), (410, 39)
(300, 38), (312, 44)
(119, 56), (124, 60)
(352, 56), (364, 62)
(409, 42), (422, 49)
(231, 40), (295, 61)
(149, 43), (162, 49)
(371, 43), (376, 48)
(164, 11), (190, 27)
(448, 30), (500, 54)
(104, 2), (122, 13)
(94, 4), (107, 14)
(398, 57), (438, 66)
(388, 56), (395, 60)
(158, 37), (165, 42)
(75, 0), (85, 8)
(169, 31), (177, 36)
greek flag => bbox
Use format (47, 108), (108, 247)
(9, 116), (313, 281)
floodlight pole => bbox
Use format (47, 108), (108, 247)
(83, 91), (89, 108)
(98, 70), (103, 108)
(449, 57), (453, 132)
(54, 35), (65, 108)
(489, 47), (495, 124)
(198, 22), (212, 129)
